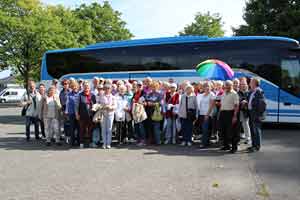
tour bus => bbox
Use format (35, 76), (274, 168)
(41, 36), (300, 123)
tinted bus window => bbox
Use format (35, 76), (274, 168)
(281, 59), (300, 97)
(46, 39), (294, 89)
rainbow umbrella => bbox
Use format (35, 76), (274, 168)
(196, 59), (234, 80)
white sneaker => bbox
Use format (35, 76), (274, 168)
(129, 138), (135, 143)
(164, 140), (170, 145)
(65, 137), (70, 144)
(187, 142), (192, 147)
(180, 141), (186, 146)
(80, 143), (84, 149)
(102, 145), (106, 149)
(106, 145), (111, 149)
(172, 139), (176, 145)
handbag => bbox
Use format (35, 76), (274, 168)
(21, 104), (29, 116)
(151, 103), (163, 122)
(186, 96), (196, 121)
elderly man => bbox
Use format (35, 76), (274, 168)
(247, 78), (266, 152)
(219, 80), (240, 153)
(22, 80), (42, 141)
(233, 78), (240, 92)
(238, 77), (251, 144)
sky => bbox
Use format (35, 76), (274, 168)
(41, 0), (246, 39)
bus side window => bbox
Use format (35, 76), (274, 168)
(281, 59), (300, 97)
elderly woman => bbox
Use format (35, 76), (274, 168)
(143, 77), (152, 95)
(115, 85), (131, 144)
(40, 86), (62, 146)
(178, 84), (198, 146)
(132, 81), (147, 146)
(65, 81), (80, 146)
(197, 82), (215, 148)
(75, 81), (96, 148)
(164, 83), (180, 144)
(98, 84), (116, 149)
(144, 81), (164, 145)
(91, 84), (104, 148)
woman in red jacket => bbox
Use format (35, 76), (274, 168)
(164, 83), (180, 144)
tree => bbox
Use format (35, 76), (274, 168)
(74, 1), (133, 42)
(0, 0), (133, 86)
(0, 0), (83, 86)
(233, 0), (300, 39)
(179, 12), (225, 37)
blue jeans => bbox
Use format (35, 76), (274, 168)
(134, 122), (146, 142)
(25, 116), (39, 139)
(200, 116), (211, 146)
(153, 122), (161, 144)
(182, 118), (193, 143)
(101, 114), (114, 146)
(92, 124), (101, 144)
(165, 117), (176, 142)
(249, 111), (262, 149)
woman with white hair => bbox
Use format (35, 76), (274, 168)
(178, 84), (198, 146)
(98, 84), (116, 149)
(115, 84), (131, 144)
(197, 82), (215, 148)
(40, 86), (62, 146)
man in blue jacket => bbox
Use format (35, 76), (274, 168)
(247, 78), (266, 152)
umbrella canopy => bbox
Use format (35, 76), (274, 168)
(196, 59), (234, 80)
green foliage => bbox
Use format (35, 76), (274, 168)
(233, 0), (300, 39)
(179, 12), (225, 37)
(74, 1), (133, 42)
(0, 0), (133, 85)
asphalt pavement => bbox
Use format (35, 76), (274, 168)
(0, 107), (299, 200)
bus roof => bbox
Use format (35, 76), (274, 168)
(46, 36), (299, 54)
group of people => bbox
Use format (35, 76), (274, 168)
(21, 76), (266, 153)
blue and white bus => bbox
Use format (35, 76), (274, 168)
(41, 36), (300, 123)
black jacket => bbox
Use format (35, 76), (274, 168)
(76, 92), (96, 121)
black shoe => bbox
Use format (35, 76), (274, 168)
(220, 146), (230, 151)
(230, 148), (237, 154)
(199, 144), (209, 149)
(56, 142), (62, 146)
(46, 142), (51, 146)
(247, 147), (256, 153)
(26, 137), (30, 142)
(35, 136), (41, 140)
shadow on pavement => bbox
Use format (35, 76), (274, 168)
(0, 136), (72, 151)
(0, 134), (233, 157)
(0, 115), (25, 125)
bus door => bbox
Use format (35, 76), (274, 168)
(129, 73), (151, 81)
(279, 59), (300, 123)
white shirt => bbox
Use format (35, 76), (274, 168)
(46, 96), (56, 118)
(115, 94), (128, 121)
(197, 92), (215, 116)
